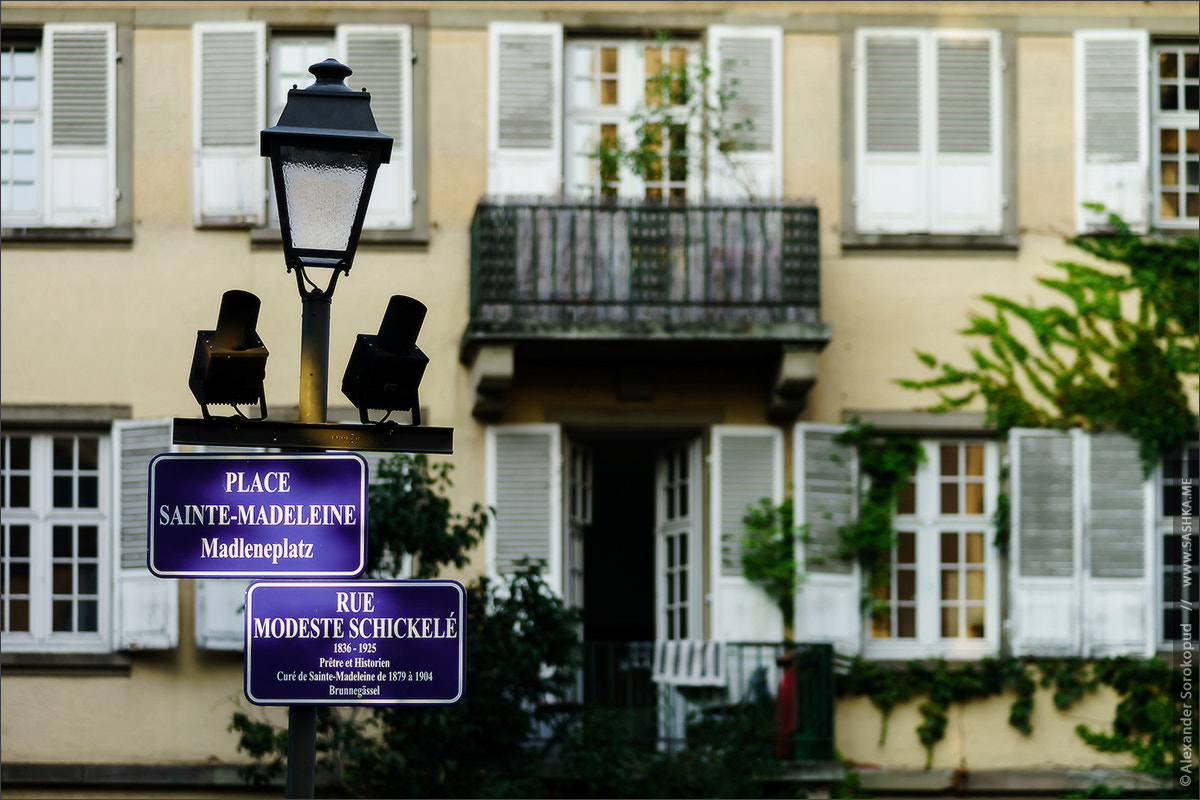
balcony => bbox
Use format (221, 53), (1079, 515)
(535, 641), (837, 769)
(463, 198), (830, 419)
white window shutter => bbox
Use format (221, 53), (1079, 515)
(43, 23), (116, 228)
(192, 22), (266, 227)
(855, 28), (928, 233)
(1009, 428), (1081, 656)
(338, 25), (413, 229)
(113, 419), (178, 651)
(1074, 29), (1149, 233)
(486, 425), (562, 595)
(1083, 432), (1153, 656)
(792, 423), (861, 654)
(930, 30), (1002, 234)
(710, 425), (783, 642)
(487, 22), (563, 197)
(195, 579), (250, 650)
(706, 25), (782, 200)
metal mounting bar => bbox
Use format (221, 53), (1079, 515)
(172, 418), (453, 454)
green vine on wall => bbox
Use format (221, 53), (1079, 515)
(833, 420), (925, 609)
(898, 208), (1199, 477)
(740, 496), (806, 635)
(837, 655), (1186, 780)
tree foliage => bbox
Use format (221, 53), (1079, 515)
(899, 208), (1198, 473)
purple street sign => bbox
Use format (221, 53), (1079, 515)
(148, 452), (367, 578)
(244, 580), (466, 706)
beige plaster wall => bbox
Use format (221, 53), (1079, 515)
(837, 684), (1135, 771)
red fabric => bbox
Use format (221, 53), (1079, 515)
(775, 662), (796, 758)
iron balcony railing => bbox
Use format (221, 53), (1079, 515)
(535, 641), (836, 761)
(469, 198), (820, 331)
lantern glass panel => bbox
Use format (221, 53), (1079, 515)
(280, 144), (369, 252)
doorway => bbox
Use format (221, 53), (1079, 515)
(568, 431), (702, 644)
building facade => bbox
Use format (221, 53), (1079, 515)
(1, 1), (1196, 796)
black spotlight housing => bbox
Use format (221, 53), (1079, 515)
(189, 290), (269, 420)
(342, 295), (429, 425)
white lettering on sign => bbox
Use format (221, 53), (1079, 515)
(250, 597), (460, 641)
(156, 504), (357, 528)
(336, 591), (375, 613)
(201, 537), (314, 564)
(224, 471), (292, 493)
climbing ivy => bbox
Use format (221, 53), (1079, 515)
(836, 655), (1187, 782)
(898, 208), (1198, 476)
(741, 497), (805, 635)
(833, 420), (925, 608)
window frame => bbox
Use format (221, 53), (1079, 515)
(864, 439), (1001, 660)
(1, 431), (112, 654)
(1150, 40), (1199, 230)
(840, 24), (1017, 250)
(563, 37), (702, 202)
(1, 39), (42, 226)
(0, 20), (131, 243)
(1157, 442), (1198, 646)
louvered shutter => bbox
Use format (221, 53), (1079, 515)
(793, 423), (861, 654)
(930, 30), (1002, 233)
(1074, 30), (1149, 232)
(1083, 432), (1153, 656)
(1010, 429), (1080, 656)
(339, 25), (412, 229)
(487, 22), (563, 197)
(707, 25), (782, 199)
(43, 23), (116, 228)
(194, 577), (250, 650)
(855, 28), (927, 233)
(192, 22), (266, 227)
(113, 419), (178, 650)
(710, 425), (783, 641)
(487, 425), (561, 595)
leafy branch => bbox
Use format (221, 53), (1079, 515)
(899, 207), (1198, 474)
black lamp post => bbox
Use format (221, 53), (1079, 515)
(260, 58), (392, 800)
(261, 58), (393, 427)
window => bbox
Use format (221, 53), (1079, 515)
(869, 440), (998, 657)
(488, 22), (781, 200)
(565, 39), (699, 201)
(193, 22), (416, 233)
(1075, 31), (1199, 233)
(1, 432), (110, 652)
(0, 24), (117, 231)
(1152, 44), (1199, 228)
(1, 42), (39, 222)
(1160, 443), (1198, 644)
(852, 28), (1005, 238)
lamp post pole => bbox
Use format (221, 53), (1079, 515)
(289, 290), (329, 798)
(299, 290), (332, 425)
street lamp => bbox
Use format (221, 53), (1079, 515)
(261, 58), (393, 427)
(261, 58), (393, 282)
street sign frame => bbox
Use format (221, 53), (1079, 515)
(244, 579), (466, 706)
(148, 452), (368, 578)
